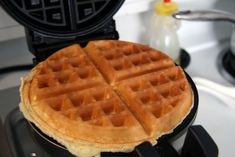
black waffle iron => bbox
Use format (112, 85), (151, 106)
(0, 0), (218, 157)
(1, 0), (123, 63)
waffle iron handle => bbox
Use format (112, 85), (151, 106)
(181, 125), (218, 157)
(133, 142), (161, 157)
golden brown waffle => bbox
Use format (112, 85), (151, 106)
(20, 40), (192, 157)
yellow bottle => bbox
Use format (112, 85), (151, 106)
(149, 0), (181, 63)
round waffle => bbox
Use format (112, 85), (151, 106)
(20, 40), (192, 157)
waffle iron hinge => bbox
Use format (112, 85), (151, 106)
(25, 19), (119, 65)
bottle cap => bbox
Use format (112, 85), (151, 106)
(155, 0), (179, 16)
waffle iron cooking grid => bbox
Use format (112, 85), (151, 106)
(0, 0), (124, 36)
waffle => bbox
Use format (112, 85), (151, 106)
(20, 40), (192, 157)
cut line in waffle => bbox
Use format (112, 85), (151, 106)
(27, 43), (149, 144)
(116, 66), (192, 137)
(84, 40), (175, 85)
(41, 84), (141, 128)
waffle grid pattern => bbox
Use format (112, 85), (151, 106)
(42, 85), (136, 127)
(34, 48), (96, 81)
(11, 0), (111, 25)
(119, 67), (187, 120)
(6, 0), (122, 34)
(85, 41), (175, 84)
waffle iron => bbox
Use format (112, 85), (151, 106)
(0, 0), (218, 157)
(1, 0), (123, 63)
